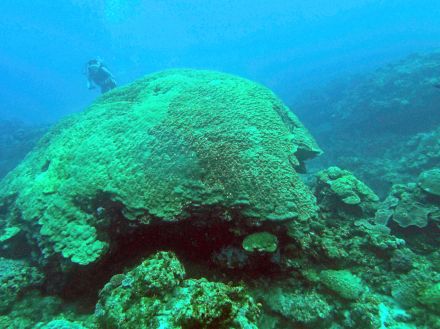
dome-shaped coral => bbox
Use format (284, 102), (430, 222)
(0, 69), (320, 268)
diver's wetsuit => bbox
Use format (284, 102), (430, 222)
(86, 60), (117, 94)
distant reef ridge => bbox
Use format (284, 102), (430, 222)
(295, 51), (440, 196)
(296, 51), (440, 137)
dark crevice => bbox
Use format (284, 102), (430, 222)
(41, 160), (50, 172)
(389, 220), (440, 254)
(43, 204), (287, 312)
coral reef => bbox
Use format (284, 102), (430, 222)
(36, 319), (88, 329)
(295, 52), (440, 197)
(418, 168), (440, 197)
(296, 52), (440, 137)
(376, 179), (440, 229)
(242, 232), (278, 253)
(273, 291), (332, 325)
(254, 285), (334, 328)
(0, 257), (44, 313)
(309, 126), (440, 198)
(319, 270), (365, 300)
(418, 282), (440, 312)
(282, 50), (440, 328)
(0, 69), (321, 270)
(315, 166), (379, 219)
(1, 61), (439, 328)
(95, 251), (260, 329)
(0, 290), (92, 329)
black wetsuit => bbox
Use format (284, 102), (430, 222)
(87, 62), (117, 93)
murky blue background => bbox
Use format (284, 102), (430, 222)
(1, 0), (439, 123)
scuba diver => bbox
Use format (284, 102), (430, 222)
(85, 59), (117, 93)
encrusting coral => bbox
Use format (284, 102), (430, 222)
(376, 177), (440, 229)
(319, 269), (365, 300)
(242, 232), (278, 253)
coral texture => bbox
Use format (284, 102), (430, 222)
(315, 166), (379, 219)
(96, 251), (260, 329)
(0, 69), (320, 267)
(0, 257), (44, 313)
(319, 270), (365, 300)
(376, 181), (440, 228)
(242, 232), (278, 253)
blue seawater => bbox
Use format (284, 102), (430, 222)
(0, 1), (439, 328)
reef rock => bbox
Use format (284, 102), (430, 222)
(418, 168), (440, 197)
(315, 166), (379, 220)
(0, 69), (321, 268)
(36, 319), (87, 329)
(262, 287), (333, 327)
(376, 181), (440, 228)
(0, 257), (44, 313)
(95, 251), (260, 329)
(319, 269), (365, 300)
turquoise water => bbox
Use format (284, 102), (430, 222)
(0, 1), (439, 328)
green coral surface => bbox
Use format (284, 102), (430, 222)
(0, 69), (320, 267)
(315, 166), (379, 220)
(0, 257), (44, 313)
(242, 232), (278, 253)
(319, 270), (365, 300)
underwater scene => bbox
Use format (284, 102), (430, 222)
(1, 1), (439, 328)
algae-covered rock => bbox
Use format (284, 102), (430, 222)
(0, 257), (44, 314)
(0, 290), (93, 329)
(265, 288), (333, 326)
(98, 251), (185, 301)
(96, 251), (260, 329)
(390, 267), (436, 308)
(0, 69), (320, 268)
(320, 269), (365, 300)
(242, 232), (278, 253)
(418, 168), (440, 197)
(315, 166), (379, 219)
(418, 282), (440, 313)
